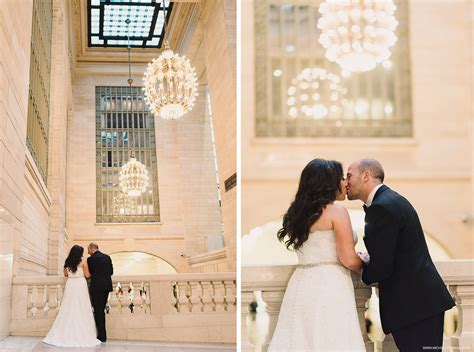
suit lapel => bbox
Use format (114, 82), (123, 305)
(363, 185), (389, 242)
(371, 184), (388, 204)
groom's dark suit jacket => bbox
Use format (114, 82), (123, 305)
(87, 251), (113, 293)
(362, 185), (454, 334)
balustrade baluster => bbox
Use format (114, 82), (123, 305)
(143, 282), (151, 314)
(47, 285), (58, 314)
(223, 280), (236, 312)
(189, 281), (203, 313)
(131, 282), (143, 314)
(28, 286), (36, 317)
(177, 281), (191, 313)
(212, 281), (226, 312)
(35, 285), (46, 316)
(354, 281), (374, 352)
(200, 281), (214, 312)
(450, 284), (474, 349)
(57, 284), (63, 307)
(42, 284), (50, 314)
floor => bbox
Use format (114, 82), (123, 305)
(0, 337), (236, 352)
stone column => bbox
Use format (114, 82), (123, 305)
(175, 86), (223, 262)
(47, 0), (70, 274)
(201, 0), (236, 271)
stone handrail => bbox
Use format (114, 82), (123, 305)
(242, 260), (474, 352)
(11, 272), (236, 344)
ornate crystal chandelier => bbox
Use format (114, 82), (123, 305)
(119, 155), (149, 197)
(143, 42), (198, 119)
(287, 68), (346, 119)
(112, 192), (135, 215)
(143, 6), (198, 120)
(317, 0), (398, 72)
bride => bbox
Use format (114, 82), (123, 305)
(268, 159), (366, 351)
(43, 245), (102, 347)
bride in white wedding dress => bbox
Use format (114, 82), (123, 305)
(268, 159), (366, 352)
(43, 245), (101, 347)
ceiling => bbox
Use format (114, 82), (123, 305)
(70, 0), (202, 64)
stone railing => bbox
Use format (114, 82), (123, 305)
(242, 260), (474, 352)
(11, 273), (236, 344)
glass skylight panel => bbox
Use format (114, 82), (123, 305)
(88, 0), (172, 48)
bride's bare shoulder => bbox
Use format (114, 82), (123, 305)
(325, 204), (350, 219)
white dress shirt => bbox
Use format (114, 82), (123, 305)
(366, 184), (384, 207)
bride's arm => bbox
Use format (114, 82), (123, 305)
(82, 260), (91, 278)
(331, 205), (363, 273)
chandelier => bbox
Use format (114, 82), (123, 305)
(317, 0), (398, 72)
(112, 192), (135, 215)
(119, 155), (149, 197)
(287, 68), (346, 119)
(143, 42), (198, 120)
(143, 5), (198, 120)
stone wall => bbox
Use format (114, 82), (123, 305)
(201, 0), (237, 271)
(0, 0), (34, 339)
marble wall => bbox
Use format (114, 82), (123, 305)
(202, 0), (237, 271)
(0, 0), (34, 339)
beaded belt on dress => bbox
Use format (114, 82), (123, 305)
(296, 261), (342, 269)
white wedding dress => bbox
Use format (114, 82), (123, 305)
(268, 230), (365, 352)
(43, 265), (102, 347)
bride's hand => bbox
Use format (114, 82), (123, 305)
(357, 251), (370, 264)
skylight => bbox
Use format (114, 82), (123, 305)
(88, 0), (172, 48)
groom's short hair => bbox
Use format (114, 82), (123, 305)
(89, 242), (99, 250)
(358, 158), (385, 182)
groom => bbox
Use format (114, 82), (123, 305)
(346, 158), (454, 351)
(87, 242), (113, 343)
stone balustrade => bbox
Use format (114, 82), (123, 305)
(11, 273), (236, 344)
(242, 260), (474, 352)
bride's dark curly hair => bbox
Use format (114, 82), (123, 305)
(277, 159), (344, 250)
(64, 245), (84, 273)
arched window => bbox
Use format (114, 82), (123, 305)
(96, 86), (160, 223)
(110, 251), (177, 276)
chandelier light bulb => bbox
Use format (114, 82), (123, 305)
(119, 156), (149, 197)
(143, 41), (199, 120)
(287, 68), (346, 120)
(318, 0), (398, 72)
(112, 192), (135, 215)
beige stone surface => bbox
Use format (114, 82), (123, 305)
(202, 0), (237, 271)
(0, 0), (34, 339)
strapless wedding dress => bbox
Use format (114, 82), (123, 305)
(268, 230), (365, 351)
(43, 266), (101, 347)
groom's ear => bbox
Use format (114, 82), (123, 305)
(362, 170), (370, 182)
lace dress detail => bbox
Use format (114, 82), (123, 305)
(268, 230), (365, 352)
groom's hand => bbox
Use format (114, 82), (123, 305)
(357, 251), (370, 264)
